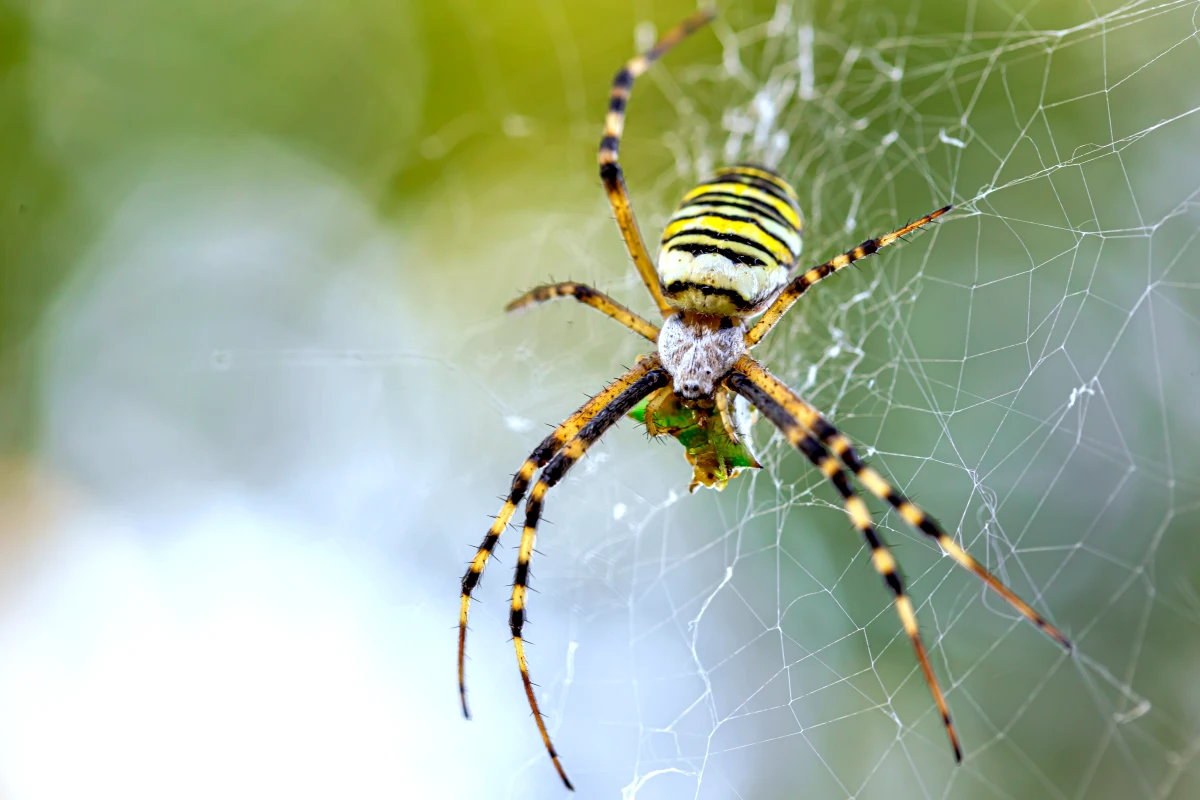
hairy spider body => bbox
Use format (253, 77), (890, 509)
(458, 9), (1072, 791)
(656, 311), (745, 398)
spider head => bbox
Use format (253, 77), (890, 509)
(657, 313), (745, 401)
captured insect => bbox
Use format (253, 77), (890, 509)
(457, 8), (1072, 790)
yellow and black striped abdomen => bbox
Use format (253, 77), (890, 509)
(658, 165), (803, 316)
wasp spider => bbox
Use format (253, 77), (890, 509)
(458, 8), (1072, 789)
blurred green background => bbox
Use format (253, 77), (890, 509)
(2, 0), (1200, 798)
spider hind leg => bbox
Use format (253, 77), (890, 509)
(726, 367), (962, 761)
(509, 365), (670, 789)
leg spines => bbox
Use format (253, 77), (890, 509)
(513, 636), (574, 790)
(506, 366), (669, 790)
(820, 438), (1075, 652)
(735, 356), (1073, 653)
(458, 360), (659, 722)
(745, 204), (951, 347)
(726, 368), (962, 761)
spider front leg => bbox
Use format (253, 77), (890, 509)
(458, 357), (661, 719)
(598, 7), (715, 317)
(745, 205), (952, 347)
(733, 356), (1073, 651)
(505, 282), (660, 342)
(715, 387), (741, 445)
(725, 368), (962, 761)
(510, 365), (670, 790)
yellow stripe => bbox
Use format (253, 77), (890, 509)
(938, 535), (970, 566)
(846, 496), (872, 530)
(470, 548), (490, 572)
(895, 595), (919, 636)
(604, 111), (623, 137)
(872, 548), (896, 575)
(681, 182), (801, 229)
(662, 216), (794, 262)
(671, 202), (802, 252)
(898, 501), (924, 527)
(714, 165), (800, 201)
(664, 233), (783, 267)
(858, 468), (893, 499)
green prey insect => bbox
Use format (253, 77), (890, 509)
(629, 384), (760, 492)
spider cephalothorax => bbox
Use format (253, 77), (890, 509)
(656, 312), (744, 399)
(457, 9), (1072, 791)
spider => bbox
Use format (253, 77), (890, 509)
(458, 8), (1072, 790)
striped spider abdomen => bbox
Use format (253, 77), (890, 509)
(658, 164), (804, 316)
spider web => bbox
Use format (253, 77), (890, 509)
(449, 1), (1200, 798)
(6, 0), (1200, 799)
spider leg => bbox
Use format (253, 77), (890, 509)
(725, 368), (962, 762)
(511, 365), (670, 790)
(505, 282), (660, 342)
(733, 356), (1072, 651)
(459, 357), (661, 719)
(745, 205), (951, 347)
(599, 7), (715, 318)
(715, 386), (741, 446)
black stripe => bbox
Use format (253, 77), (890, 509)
(884, 571), (904, 596)
(524, 496), (543, 525)
(508, 471), (533, 497)
(509, 607), (525, 636)
(513, 559), (530, 588)
(708, 174), (799, 210)
(531, 434), (562, 466)
(829, 469), (854, 499)
(856, 240), (879, 257)
(539, 369), (670, 488)
(567, 283), (594, 301)
(836, 444), (866, 474)
(727, 373), (774, 418)
(608, 95), (627, 114)
(664, 281), (755, 310)
(599, 134), (619, 153)
(712, 171), (798, 205)
(599, 162), (620, 183)
(666, 242), (764, 267)
(461, 566), (483, 592)
(669, 209), (798, 258)
(796, 436), (827, 466)
(681, 192), (791, 227)
(613, 68), (633, 90)
(662, 230), (777, 265)
(862, 526), (883, 550)
(916, 516), (942, 539)
(808, 418), (837, 443)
